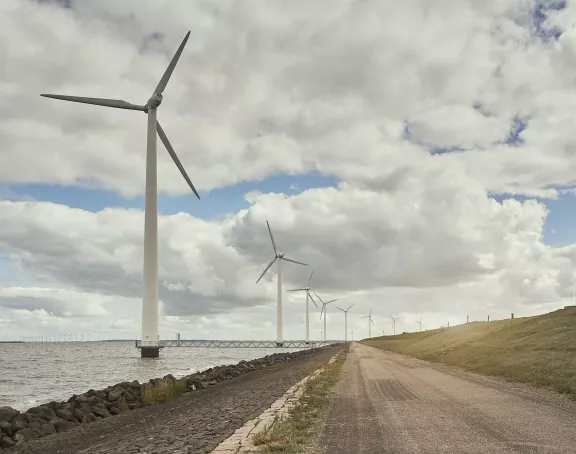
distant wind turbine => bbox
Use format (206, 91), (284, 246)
(415, 317), (423, 332)
(288, 269), (318, 341)
(335, 304), (354, 341)
(315, 293), (338, 341)
(390, 314), (401, 335)
(362, 308), (375, 338)
(41, 32), (199, 358)
(256, 221), (307, 342)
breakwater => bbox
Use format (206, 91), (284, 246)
(0, 346), (340, 450)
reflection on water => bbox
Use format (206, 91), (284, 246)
(0, 342), (302, 410)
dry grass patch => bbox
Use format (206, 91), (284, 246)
(141, 379), (186, 405)
(248, 347), (348, 453)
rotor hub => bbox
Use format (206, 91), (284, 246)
(146, 93), (163, 110)
(278, 252), (284, 258)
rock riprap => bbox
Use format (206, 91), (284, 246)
(0, 346), (339, 450)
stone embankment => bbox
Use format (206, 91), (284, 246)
(0, 347), (339, 450)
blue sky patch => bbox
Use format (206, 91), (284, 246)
(0, 254), (35, 287)
(492, 192), (576, 246)
(532, 1), (565, 40)
(504, 117), (527, 146)
(1, 172), (339, 220)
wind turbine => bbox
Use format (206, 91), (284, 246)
(315, 293), (338, 341)
(41, 32), (199, 358)
(335, 304), (354, 341)
(415, 317), (423, 332)
(362, 308), (375, 338)
(287, 269), (318, 341)
(256, 221), (307, 343)
(390, 314), (401, 335)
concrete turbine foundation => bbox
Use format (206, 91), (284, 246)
(140, 346), (161, 358)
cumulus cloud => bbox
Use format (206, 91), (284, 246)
(2, 0), (576, 339)
(1, 0), (576, 198)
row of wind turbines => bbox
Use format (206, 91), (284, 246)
(254, 220), (425, 342)
(254, 220), (343, 342)
(360, 310), (423, 337)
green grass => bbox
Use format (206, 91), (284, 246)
(249, 348), (348, 453)
(362, 308), (576, 398)
(141, 379), (186, 406)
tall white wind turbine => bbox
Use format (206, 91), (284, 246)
(415, 317), (423, 332)
(315, 292), (338, 341)
(390, 314), (401, 335)
(335, 304), (354, 341)
(256, 221), (307, 343)
(41, 32), (199, 358)
(362, 308), (375, 338)
(287, 269), (318, 341)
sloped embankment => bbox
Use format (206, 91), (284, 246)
(362, 308), (576, 398)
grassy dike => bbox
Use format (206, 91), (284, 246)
(363, 307), (576, 398)
(248, 346), (349, 453)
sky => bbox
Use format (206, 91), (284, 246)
(2, 0), (576, 341)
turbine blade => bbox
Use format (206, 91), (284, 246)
(282, 257), (307, 266)
(347, 304), (354, 311)
(335, 306), (344, 312)
(308, 291), (318, 307)
(256, 257), (277, 284)
(326, 299), (338, 304)
(154, 31), (191, 95)
(320, 305), (324, 319)
(40, 94), (146, 111)
(287, 288), (307, 292)
(266, 221), (278, 255)
(307, 268), (314, 286)
(369, 308), (372, 316)
(157, 121), (200, 199)
(370, 318), (375, 325)
(361, 315), (369, 318)
(313, 292), (324, 304)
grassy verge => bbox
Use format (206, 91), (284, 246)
(141, 379), (186, 405)
(363, 308), (576, 398)
(249, 347), (348, 453)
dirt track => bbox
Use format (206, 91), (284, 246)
(7, 347), (337, 454)
(320, 343), (576, 454)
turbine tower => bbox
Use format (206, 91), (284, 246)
(362, 308), (375, 338)
(256, 221), (307, 343)
(335, 304), (354, 341)
(415, 317), (423, 332)
(41, 32), (199, 358)
(390, 314), (401, 335)
(315, 293), (338, 341)
(287, 269), (318, 341)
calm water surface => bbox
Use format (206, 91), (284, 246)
(0, 342), (302, 410)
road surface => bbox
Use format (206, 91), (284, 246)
(320, 343), (576, 453)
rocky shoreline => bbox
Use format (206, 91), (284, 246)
(0, 346), (341, 451)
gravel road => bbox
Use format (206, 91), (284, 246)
(8, 347), (337, 454)
(320, 343), (576, 454)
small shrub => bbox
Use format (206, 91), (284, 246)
(141, 379), (185, 406)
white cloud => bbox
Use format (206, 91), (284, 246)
(1, 0), (576, 339)
(1, 0), (576, 198)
